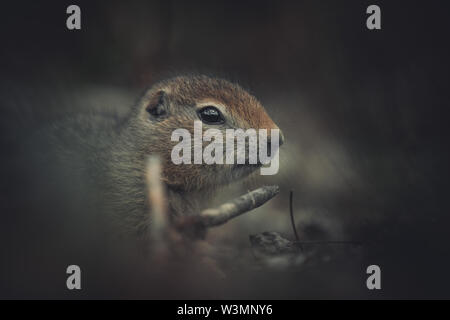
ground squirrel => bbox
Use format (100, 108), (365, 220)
(44, 75), (284, 236)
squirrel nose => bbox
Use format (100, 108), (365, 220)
(279, 130), (285, 146)
(266, 129), (284, 154)
(268, 129), (284, 146)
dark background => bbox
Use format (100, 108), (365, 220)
(1, 0), (450, 299)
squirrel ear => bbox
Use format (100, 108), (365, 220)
(145, 90), (167, 118)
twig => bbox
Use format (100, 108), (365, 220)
(146, 155), (168, 241)
(199, 185), (280, 228)
(146, 156), (183, 256)
(289, 191), (299, 241)
(175, 185), (279, 238)
(289, 191), (302, 251)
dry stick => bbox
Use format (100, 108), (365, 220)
(146, 155), (180, 255)
(146, 156), (168, 236)
(289, 190), (303, 251)
(199, 185), (280, 228)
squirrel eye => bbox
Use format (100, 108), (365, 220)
(197, 106), (225, 124)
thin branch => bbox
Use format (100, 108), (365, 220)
(289, 191), (299, 241)
(146, 156), (183, 256)
(146, 155), (168, 240)
(199, 185), (280, 228)
(289, 191), (303, 252)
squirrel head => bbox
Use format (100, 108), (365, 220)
(131, 75), (284, 192)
